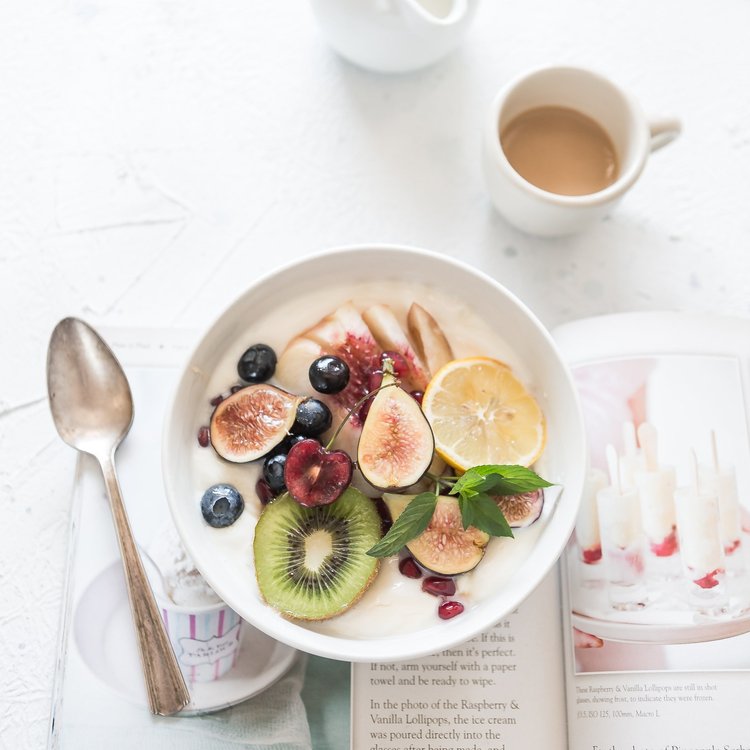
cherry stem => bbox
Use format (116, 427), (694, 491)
(324, 381), (399, 451)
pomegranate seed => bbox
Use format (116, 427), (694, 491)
(381, 350), (409, 377)
(210, 393), (224, 407)
(422, 576), (456, 597)
(230, 384), (243, 394)
(410, 390), (424, 405)
(399, 557), (422, 579)
(255, 478), (274, 505)
(367, 370), (383, 392)
(197, 426), (210, 447)
(438, 601), (464, 620)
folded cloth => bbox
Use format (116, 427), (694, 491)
(67, 655), (312, 750)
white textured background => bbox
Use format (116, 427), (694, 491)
(1, 1), (749, 747)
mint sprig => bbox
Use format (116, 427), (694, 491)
(366, 491), (437, 558)
(366, 465), (552, 558)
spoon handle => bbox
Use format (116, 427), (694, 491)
(100, 455), (190, 715)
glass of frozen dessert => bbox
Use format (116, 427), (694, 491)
(635, 465), (680, 579)
(148, 529), (244, 684)
(674, 486), (728, 616)
(575, 468), (606, 586)
(596, 485), (647, 610)
(699, 465), (745, 576)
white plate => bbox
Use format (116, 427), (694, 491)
(163, 244), (587, 662)
(74, 562), (298, 716)
(571, 610), (750, 645)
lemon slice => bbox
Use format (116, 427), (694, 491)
(422, 357), (546, 471)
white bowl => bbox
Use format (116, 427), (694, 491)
(163, 244), (586, 662)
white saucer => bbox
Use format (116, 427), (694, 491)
(74, 561), (298, 715)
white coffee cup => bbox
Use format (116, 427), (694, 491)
(481, 65), (681, 237)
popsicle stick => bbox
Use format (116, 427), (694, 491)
(606, 444), (622, 495)
(710, 430), (720, 473)
(689, 448), (700, 493)
(622, 421), (638, 458)
(638, 423), (658, 472)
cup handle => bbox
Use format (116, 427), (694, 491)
(648, 117), (682, 152)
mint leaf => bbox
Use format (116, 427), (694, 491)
(466, 493), (514, 538)
(458, 494), (475, 530)
(451, 464), (552, 498)
(366, 492), (437, 558)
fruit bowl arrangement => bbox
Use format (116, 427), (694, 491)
(163, 245), (586, 662)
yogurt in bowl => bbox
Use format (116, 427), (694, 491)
(163, 245), (586, 662)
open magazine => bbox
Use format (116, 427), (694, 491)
(50, 314), (750, 749)
(353, 312), (750, 749)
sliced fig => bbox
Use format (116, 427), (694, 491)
(357, 370), (434, 491)
(407, 303), (454, 378)
(495, 489), (544, 528)
(210, 384), (301, 463)
(383, 494), (489, 575)
(362, 304), (429, 390)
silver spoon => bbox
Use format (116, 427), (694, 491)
(47, 317), (190, 716)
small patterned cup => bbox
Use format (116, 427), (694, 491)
(158, 597), (244, 684)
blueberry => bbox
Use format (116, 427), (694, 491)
(263, 453), (288, 494)
(237, 344), (276, 383)
(201, 484), (244, 528)
(309, 356), (349, 394)
(293, 398), (332, 437)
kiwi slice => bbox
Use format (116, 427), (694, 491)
(253, 488), (381, 620)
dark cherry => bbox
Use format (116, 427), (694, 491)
(292, 398), (333, 437)
(410, 390), (424, 406)
(197, 425), (210, 447)
(255, 478), (274, 505)
(381, 350), (409, 378)
(438, 601), (464, 620)
(262, 453), (287, 494)
(237, 344), (277, 383)
(422, 576), (456, 597)
(399, 557), (422, 580)
(309, 355), (350, 395)
(284, 438), (353, 507)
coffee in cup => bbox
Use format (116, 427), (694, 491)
(482, 66), (681, 237)
(500, 105), (619, 196)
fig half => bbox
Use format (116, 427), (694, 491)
(357, 370), (434, 491)
(210, 384), (301, 463)
(495, 489), (544, 528)
(383, 494), (489, 575)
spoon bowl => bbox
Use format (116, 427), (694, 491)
(47, 318), (190, 716)
(47, 318), (133, 458)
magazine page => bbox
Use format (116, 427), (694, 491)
(555, 313), (750, 749)
(351, 570), (568, 750)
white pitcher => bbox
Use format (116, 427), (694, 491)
(310, 0), (479, 74)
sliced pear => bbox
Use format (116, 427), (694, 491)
(357, 370), (434, 491)
(383, 493), (490, 575)
(407, 303), (454, 378)
(362, 304), (429, 389)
